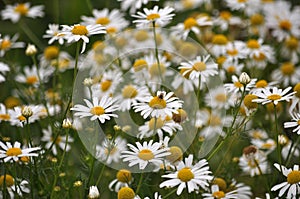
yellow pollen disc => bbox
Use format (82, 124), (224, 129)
(216, 56), (227, 66)
(18, 115), (26, 121)
(215, 93), (227, 102)
(297, 120), (300, 125)
(4, 96), (20, 109)
(226, 49), (238, 56)
(213, 178), (227, 191)
(287, 170), (300, 184)
(179, 42), (198, 57)
(293, 83), (300, 98)
(14, 3), (28, 15)
(256, 80), (268, 88)
(247, 160), (257, 168)
(20, 156), (30, 163)
(192, 62), (206, 72)
(220, 11), (231, 21)
(227, 66), (236, 73)
(184, 17), (197, 29)
(146, 13), (160, 21)
(148, 117), (164, 130)
(101, 80), (112, 91)
(267, 94), (281, 101)
(51, 136), (62, 144)
(107, 27), (117, 34)
(118, 187), (135, 199)
(104, 147), (117, 155)
(90, 106), (105, 115)
(279, 20), (292, 31)
(243, 94), (258, 109)
(285, 37), (298, 50)
(96, 17), (110, 25)
(253, 52), (266, 61)
(115, 37), (127, 48)
(133, 59), (148, 72)
(238, 0), (247, 2)
(182, 0), (193, 8)
(250, 14), (264, 25)
(209, 116), (221, 126)
(212, 191), (225, 198)
(0, 114), (10, 121)
(262, 142), (274, 149)
(177, 167), (194, 182)
(44, 46), (59, 60)
(134, 30), (149, 42)
(138, 149), (154, 161)
(166, 146), (183, 163)
(0, 175), (14, 187)
(252, 131), (263, 139)
(6, 147), (22, 156)
(122, 85), (138, 99)
(247, 39), (260, 49)
(26, 76), (38, 84)
(149, 63), (166, 77)
(0, 40), (11, 50)
(116, 169), (132, 183)
(239, 107), (246, 116)
(71, 25), (88, 35)
(266, 102), (282, 112)
(149, 96), (167, 109)
(234, 81), (243, 88)
(281, 62), (295, 75)
(212, 34), (228, 45)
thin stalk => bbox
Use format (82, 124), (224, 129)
(163, 188), (177, 199)
(286, 136), (300, 166)
(85, 0), (93, 13)
(58, 129), (70, 169)
(136, 172), (144, 195)
(273, 104), (282, 172)
(152, 23), (163, 84)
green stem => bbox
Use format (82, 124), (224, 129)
(273, 104), (282, 170)
(152, 23), (163, 84)
(136, 172), (144, 195)
(19, 19), (44, 50)
(163, 188), (177, 199)
(95, 163), (106, 186)
(73, 42), (81, 87)
(85, 0), (93, 13)
(58, 129), (69, 169)
(286, 136), (300, 166)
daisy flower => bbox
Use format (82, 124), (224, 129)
(249, 79), (278, 94)
(251, 138), (276, 155)
(43, 24), (65, 45)
(118, 0), (158, 14)
(271, 62), (300, 87)
(8, 105), (43, 127)
(60, 24), (106, 53)
(221, 60), (244, 75)
(271, 163), (300, 198)
(0, 62), (10, 83)
(282, 36), (300, 63)
(132, 6), (175, 28)
(15, 65), (54, 86)
(41, 125), (74, 156)
(178, 55), (218, 83)
(213, 10), (242, 31)
(225, 0), (260, 16)
(289, 83), (300, 113)
(1, 3), (44, 23)
(133, 91), (183, 119)
(109, 169), (133, 192)
(0, 34), (25, 57)
(224, 40), (247, 62)
(0, 103), (10, 122)
(171, 71), (196, 95)
(71, 96), (119, 123)
(224, 75), (257, 94)
(0, 175), (30, 198)
(121, 140), (170, 170)
(284, 112), (300, 135)
(245, 38), (274, 64)
(209, 34), (229, 56)
(202, 184), (239, 199)
(0, 141), (40, 162)
(160, 154), (213, 195)
(204, 86), (235, 110)
(252, 86), (296, 105)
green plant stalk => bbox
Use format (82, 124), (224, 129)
(152, 22), (163, 84)
(136, 172), (144, 195)
(286, 135), (300, 166)
(273, 104), (282, 172)
(162, 188), (177, 199)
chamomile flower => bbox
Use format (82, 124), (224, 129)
(204, 85), (235, 110)
(251, 138), (276, 155)
(250, 79), (278, 94)
(60, 24), (106, 53)
(289, 83), (300, 113)
(282, 36), (300, 63)
(213, 10), (242, 31)
(209, 34), (229, 56)
(1, 3), (44, 23)
(121, 140), (170, 170)
(222, 60), (244, 75)
(43, 24), (65, 45)
(202, 184), (239, 199)
(15, 65), (54, 86)
(224, 75), (257, 94)
(245, 38), (273, 60)
(225, 0), (260, 16)
(0, 62), (10, 83)
(271, 62), (300, 87)
(0, 34), (25, 57)
(133, 91), (183, 119)
(171, 71), (196, 95)
(224, 40), (247, 62)
(284, 112), (300, 135)
(71, 96), (119, 123)
(8, 105), (43, 127)
(109, 169), (133, 192)
(252, 86), (296, 105)
(0, 175), (30, 198)
(118, 0), (158, 14)
(159, 154), (213, 195)
(178, 55), (218, 83)
(271, 163), (300, 198)
(0, 103), (10, 122)
(132, 6), (175, 28)
(0, 141), (40, 162)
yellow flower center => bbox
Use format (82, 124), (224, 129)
(148, 117), (164, 130)
(44, 46), (59, 61)
(138, 149), (154, 161)
(244, 94), (258, 109)
(234, 81), (243, 88)
(281, 62), (295, 75)
(256, 80), (268, 88)
(215, 93), (227, 102)
(14, 3), (28, 15)
(182, 0), (193, 8)
(253, 52), (266, 61)
(212, 191), (225, 198)
(287, 170), (300, 184)
(166, 146), (183, 163)
(279, 20), (292, 31)
(267, 94), (281, 101)
(177, 167), (194, 182)
(285, 37), (299, 50)
(101, 80), (112, 91)
(213, 178), (227, 191)
(0, 114), (10, 121)
(18, 115), (26, 121)
(0, 40), (11, 50)
(96, 17), (110, 25)
(250, 14), (264, 25)
(149, 63), (166, 77)
(227, 66), (236, 73)
(118, 187), (135, 199)
(247, 159), (257, 168)
(293, 83), (300, 98)
(146, 13), (161, 21)
(212, 34), (228, 45)
(26, 76), (39, 84)
(149, 96), (167, 109)
(216, 56), (227, 66)
(4, 96), (20, 109)
(71, 25), (88, 35)
(6, 147), (22, 156)
(184, 17), (198, 30)
(226, 49), (238, 56)
(20, 156), (30, 163)
(192, 62), (206, 72)
(122, 85), (138, 99)
(247, 39), (260, 49)
(220, 11), (231, 21)
(0, 175), (14, 187)
(238, 0), (247, 2)
(90, 106), (105, 115)
(252, 131), (263, 139)
(297, 120), (300, 125)
(133, 59), (148, 72)
(51, 136), (62, 144)
(107, 27), (117, 34)
(262, 142), (274, 149)
(116, 169), (132, 183)
(134, 30), (149, 42)
(209, 116), (221, 126)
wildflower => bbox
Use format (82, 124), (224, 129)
(25, 44), (37, 56)
(0, 62), (10, 83)
(0, 103), (10, 122)
(118, 0), (158, 13)
(202, 184), (239, 198)
(224, 75), (256, 94)
(284, 112), (300, 135)
(15, 66), (54, 86)
(71, 96), (119, 123)
(109, 169), (133, 192)
(62, 118), (72, 129)
(214, 11), (242, 31)
(43, 24), (65, 45)
(88, 186), (100, 199)
(8, 105), (43, 127)
(289, 83), (300, 113)
(0, 34), (25, 57)
(271, 62), (300, 87)
(118, 187), (137, 199)
(121, 140), (170, 170)
(0, 175), (30, 197)
(204, 86), (235, 110)
(239, 72), (251, 85)
(160, 154), (213, 195)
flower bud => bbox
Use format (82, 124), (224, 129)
(239, 72), (251, 85)
(21, 106), (33, 118)
(62, 118), (72, 129)
(25, 44), (37, 56)
(88, 186), (100, 199)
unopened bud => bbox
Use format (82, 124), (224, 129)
(239, 72), (251, 85)
(25, 44), (37, 56)
(83, 78), (94, 87)
(22, 106), (33, 118)
(62, 118), (72, 129)
(88, 186), (100, 199)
